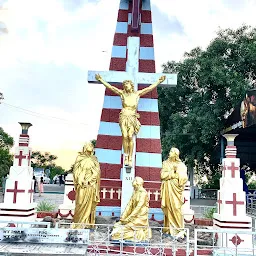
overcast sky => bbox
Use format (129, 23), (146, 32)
(1, 0), (256, 169)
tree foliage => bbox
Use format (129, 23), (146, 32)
(49, 165), (65, 180)
(31, 151), (57, 169)
(91, 139), (96, 147)
(0, 127), (14, 179)
(158, 26), (256, 175)
(0, 127), (14, 149)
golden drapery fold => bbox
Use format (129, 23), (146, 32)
(119, 108), (141, 135)
(72, 152), (100, 228)
(160, 159), (188, 235)
(111, 187), (152, 241)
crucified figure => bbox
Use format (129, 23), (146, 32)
(96, 74), (166, 167)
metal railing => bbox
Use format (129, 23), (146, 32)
(0, 220), (190, 256)
(247, 193), (256, 217)
(1, 220), (256, 255)
(57, 222), (190, 256)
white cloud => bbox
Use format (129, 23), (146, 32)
(152, 0), (256, 67)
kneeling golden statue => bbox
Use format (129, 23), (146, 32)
(72, 142), (100, 228)
(111, 177), (152, 241)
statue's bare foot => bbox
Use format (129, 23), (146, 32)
(124, 156), (129, 166)
(128, 159), (132, 167)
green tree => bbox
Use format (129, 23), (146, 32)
(158, 26), (256, 178)
(0, 127), (14, 149)
(49, 166), (65, 180)
(31, 151), (57, 170)
(91, 139), (96, 147)
(0, 127), (14, 179)
(0, 148), (13, 178)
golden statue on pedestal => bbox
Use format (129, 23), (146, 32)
(96, 74), (166, 167)
(72, 142), (100, 228)
(160, 148), (188, 237)
(111, 177), (152, 241)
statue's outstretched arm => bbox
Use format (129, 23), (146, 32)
(138, 75), (166, 97)
(95, 74), (122, 96)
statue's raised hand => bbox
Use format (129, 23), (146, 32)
(95, 74), (102, 81)
(159, 75), (166, 83)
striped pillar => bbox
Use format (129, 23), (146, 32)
(0, 123), (36, 225)
(95, 0), (161, 182)
(213, 134), (252, 249)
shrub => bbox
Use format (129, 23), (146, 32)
(203, 206), (217, 219)
(36, 201), (56, 212)
(248, 181), (256, 189)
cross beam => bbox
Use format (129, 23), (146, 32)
(88, 70), (177, 87)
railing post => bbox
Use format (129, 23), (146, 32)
(186, 228), (190, 256)
(194, 229), (198, 256)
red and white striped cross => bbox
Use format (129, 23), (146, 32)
(6, 181), (25, 204)
(15, 150), (26, 166)
(131, 0), (141, 32)
(226, 162), (239, 178)
(217, 191), (222, 214)
(28, 182), (34, 203)
(225, 193), (244, 216)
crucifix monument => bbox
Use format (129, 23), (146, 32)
(88, 0), (177, 213)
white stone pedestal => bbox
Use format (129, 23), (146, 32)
(57, 173), (75, 219)
(213, 134), (252, 250)
(0, 123), (37, 226)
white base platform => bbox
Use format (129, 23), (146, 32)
(0, 202), (37, 227)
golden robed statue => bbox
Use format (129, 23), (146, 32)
(72, 142), (100, 228)
(96, 74), (166, 167)
(160, 148), (188, 237)
(111, 177), (152, 241)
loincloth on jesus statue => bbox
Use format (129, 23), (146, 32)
(119, 108), (141, 135)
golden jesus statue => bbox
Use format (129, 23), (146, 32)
(95, 74), (166, 167)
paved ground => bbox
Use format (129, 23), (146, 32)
(39, 184), (65, 193)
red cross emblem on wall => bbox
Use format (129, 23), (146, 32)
(226, 162), (239, 178)
(28, 182), (34, 203)
(6, 181), (25, 203)
(225, 193), (244, 216)
(27, 151), (31, 166)
(15, 151), (26, 166)
(217, 191), (222, 214)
